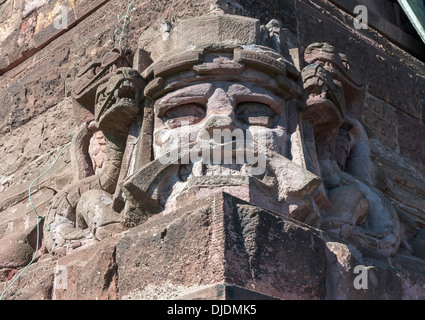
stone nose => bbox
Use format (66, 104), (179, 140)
(203, 88), (237, 133)
(203, 114), (236, 132)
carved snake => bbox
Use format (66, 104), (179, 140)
(44, 49), (144, 253)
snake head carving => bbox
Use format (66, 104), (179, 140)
(72, 48), (134, 114)
(301, 43), (365, 129)
(94, 67), (145, 133)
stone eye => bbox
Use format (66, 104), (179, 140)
(236, 102), (276, 127)
(163, 103), (206, 128)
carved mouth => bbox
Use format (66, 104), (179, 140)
(118, 85), (137, 99)
(96, 81), (140, 128)
(178, 161), (277, 187)
(167, 140), (277, 187)
(113, 82), (139, 106)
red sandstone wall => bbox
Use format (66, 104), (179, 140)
(0, 0), (424, 299)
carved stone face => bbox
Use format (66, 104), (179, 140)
(121, 15), (322, 222)
(145, 64), (306, 213)
(121, 47), (323, 217)
(153, 79), (288, 166)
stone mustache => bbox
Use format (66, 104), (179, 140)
(43, 15), (401, 258)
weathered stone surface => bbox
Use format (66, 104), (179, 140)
(0, 232), (34, 269)
(0, 97), (74, 194)
(371, 144), (425, 227)
(116, 192), (328, 300)
(0, 0), (15, 23)
(297, 0), (423, 120)
(1, 0), (425, 301)
(0, 188), (53, 240)
(0, 51), (72, 135)
(0, 0), (113, 75)
(0, 236), (120, 300)
(22, 0), (48, 19)
(325, 242), (403, 299)
(397, 111), (425, 169)
(0, 259), (55, 300)
(392, 250), (425, 300)
(53, 236), (119, 300)
(0, 11), (20, 44)
(362, 93), (399, 152)
(412, 229), (425, 260)
(0, 268), (17, 284)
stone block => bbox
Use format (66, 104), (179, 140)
(0, 98), (74, 194)
(0, 232), (34, 269)
(0, 258), (55, 300)
(362, 93), (399, 152)
(397, 111), (425, 169)
(33, 0), (111, 49)
(0, 0), (14, 22)
(0, 11), (20, 43)
(116, 192), (328, 300)
(0, 188), (54, 240)
(52, 236), (119, 300)
(325, 242), (403, 299)
(176, 14), (260, 51)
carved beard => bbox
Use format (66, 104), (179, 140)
(152, 137), (321, 222)
(179, 161), (268, 179)
(154, 139), (274, 211)
(123, 132), (320, 222)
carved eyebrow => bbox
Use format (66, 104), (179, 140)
(228, 83), (283, 101)
(232, 90), (284, 115)
(155, 96), (208, 118)
(155, 84), (213, 116)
